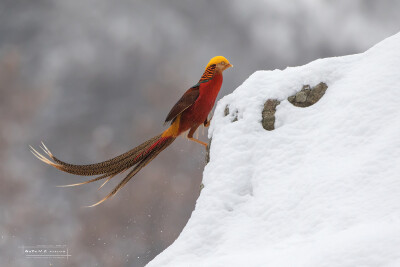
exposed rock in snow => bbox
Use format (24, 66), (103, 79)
(287, 82), (328, 108)
(148, 32), (400, 267)
(261, 82), (328, 131)
(261, 99), (280, 131)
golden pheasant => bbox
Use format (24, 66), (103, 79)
(31, 56), (232, 206)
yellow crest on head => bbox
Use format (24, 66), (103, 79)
(206, 56), (231, 69)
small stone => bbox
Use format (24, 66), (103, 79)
(224, 105), (230, 116)
(232, 111), (238, 122)
(224, 105), (238, 122)
(261, 99), (280, 131)
(295, 91), (307, 102)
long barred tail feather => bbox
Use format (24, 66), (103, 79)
(55, 170), (122, 188)
(30, 134), (176, 206)
(31, 135), (163, 176)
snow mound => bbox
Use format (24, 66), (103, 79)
(148, 33), (400, 267)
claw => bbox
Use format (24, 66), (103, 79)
(204, 117), (212, 127)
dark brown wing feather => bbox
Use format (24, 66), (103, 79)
(164, 64), (216, 124)
(164, 86), (199, 124)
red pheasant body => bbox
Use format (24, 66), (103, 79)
(178, 72), (223, 134)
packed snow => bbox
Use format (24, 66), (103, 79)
(148, 33), (400, 266)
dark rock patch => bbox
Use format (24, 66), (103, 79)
(287, 82), (328, 107)
(261, 99), (281, 131)
(205, 138), (211, 163)
(224, 105), (230, 116)
(224, 105), (238, 122)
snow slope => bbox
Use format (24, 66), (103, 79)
(148, 33), (400, 267)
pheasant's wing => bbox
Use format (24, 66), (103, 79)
(164, 85), (199, 124)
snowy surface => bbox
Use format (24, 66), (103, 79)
(148, 33), (400, 267)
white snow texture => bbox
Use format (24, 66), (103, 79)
(149, 33), (400, 267)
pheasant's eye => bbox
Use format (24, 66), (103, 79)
(221, 61), (225, 65)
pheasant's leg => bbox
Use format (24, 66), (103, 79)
(187, 125), (207, 148)
(188, 136), (208, 148)
(203, 116), (212, 127)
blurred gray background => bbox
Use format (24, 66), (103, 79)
(1, 0), (399, 266)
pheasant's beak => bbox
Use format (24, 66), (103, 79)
(227, 63), (233, 68)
